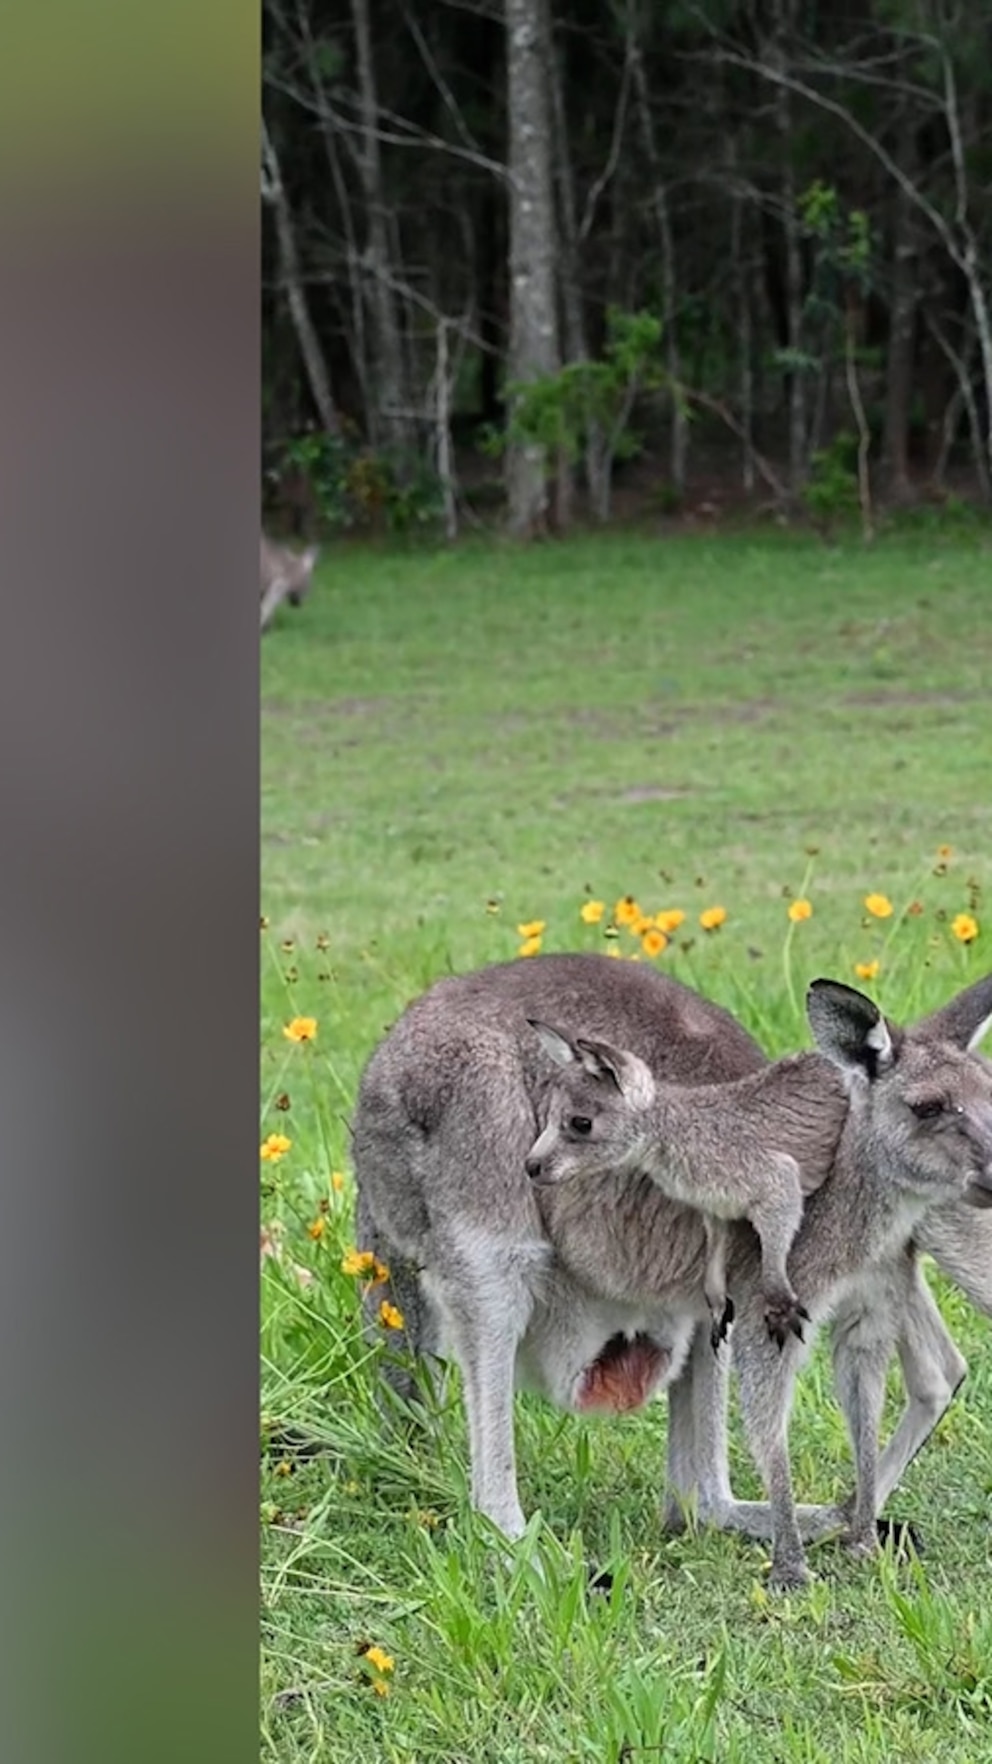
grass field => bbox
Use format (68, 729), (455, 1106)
(261, 527), (992, 1762)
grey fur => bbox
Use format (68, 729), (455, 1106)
(352, 953), (992, 1585)
(524, 1025), (842, 1348)
(260, 534), (318, 633)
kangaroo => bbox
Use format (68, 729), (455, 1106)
(260, 533), (318, 634)
(352, 954), (992, 1584)
(526, 1022), (827, 1350)
(522, 985), (992, 1583)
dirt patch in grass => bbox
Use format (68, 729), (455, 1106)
(842, 687), (982, 709)
(617, 784), (694, 803)
(564, 698), (775, 740)
(264, 695), (397, 719)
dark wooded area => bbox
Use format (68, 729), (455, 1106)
(262, 0), (992, 537)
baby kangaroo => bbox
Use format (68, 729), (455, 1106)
(530, 979), (992, 1588)
(526, 1023), (839, 1350)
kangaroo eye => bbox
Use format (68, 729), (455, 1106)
(569, 1116), (593, 1136)
(910, 1098), (944, 1120)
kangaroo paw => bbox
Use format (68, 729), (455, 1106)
(768, 1555), (813, 1591)
(710, 1296), (735, 1353)
(764, 1294), (810, 1350)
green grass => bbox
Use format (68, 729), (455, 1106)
(261, 528), (992, 1762)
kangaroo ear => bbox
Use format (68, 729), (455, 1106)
(527, 1020), (578, 1069)
(575, 1038), (654, 1106)
(807, 979), (895, 1078)
(573, 1036), (626, 1090)
(912, 971), (992, 1052)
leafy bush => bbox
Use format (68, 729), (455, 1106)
(276, 433), (444, 535)
(803, 432), (860, 524)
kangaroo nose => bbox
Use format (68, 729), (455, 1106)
(525, 1155), (542, 1180)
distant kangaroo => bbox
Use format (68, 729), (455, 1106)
(526, 1021), (824, 1350)
(260, 533), (318, 634)
(352, 955), (992, 1587)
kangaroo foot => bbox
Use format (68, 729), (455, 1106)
(839, 1524), (879, 1562)
(710, 1295), (735, 1353)
(764, 1293), (810, 1350)
(768, 1553), (812, 1591)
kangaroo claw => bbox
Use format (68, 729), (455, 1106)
(710, 1295), (735, 1353)
(764, 1294), (808, 1350)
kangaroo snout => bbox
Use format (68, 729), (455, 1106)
(525, 1122), (561, 1184)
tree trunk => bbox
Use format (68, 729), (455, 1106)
(291, 0), (370, 426)
(261, 120), (341, 443)
(931, 383), (964, 492)
(434, 319), (458, 541)
(924, 309), (991, 505)
(845, 291), (874, 542)
(505, 0), (560, 535)
(549, 32), (588, 525)
(630, 29), (686, 494)
(777, 72), (806, 494)
(657, 185), (686, 494)
(881, 126), (919, 503)
(728, 141), (754, 493)
(766, 10), (806, 496)
(351, 0), (409, 454)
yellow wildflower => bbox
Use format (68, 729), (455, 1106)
(630, 912), (655, 936)
(580, 900), (606, 925)
(379, 1300), (405, 1330)
(655, 909), (685, 934)
(518, 936), (542, 958)
(906, 900), (924, 917)
(260, 1132), (291, 1163)
(699, 906), (727, 932)
(331, 1170), (345, 1193)
(341, 1248), (375, 1277)
(364, 1647), (395, 1675)
(517, 919), (546, 938)
(863, 894), (893, 919)
(787, 899), (813, 923)
(855, 960), (880, 982)
(641, 929), (668, 958)
(371, 1678), (390, 1698)
(937, 845), (953, 860)
(283, 1016), (318, 1043)
(274, 1460), (292, 1477)
(307, 1218), (325, 1241)
(365, 1257), (390, 1288)
(952, 913), (979, 944)
(606, 945), (622, 958)
(614, 896), (641, 927)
